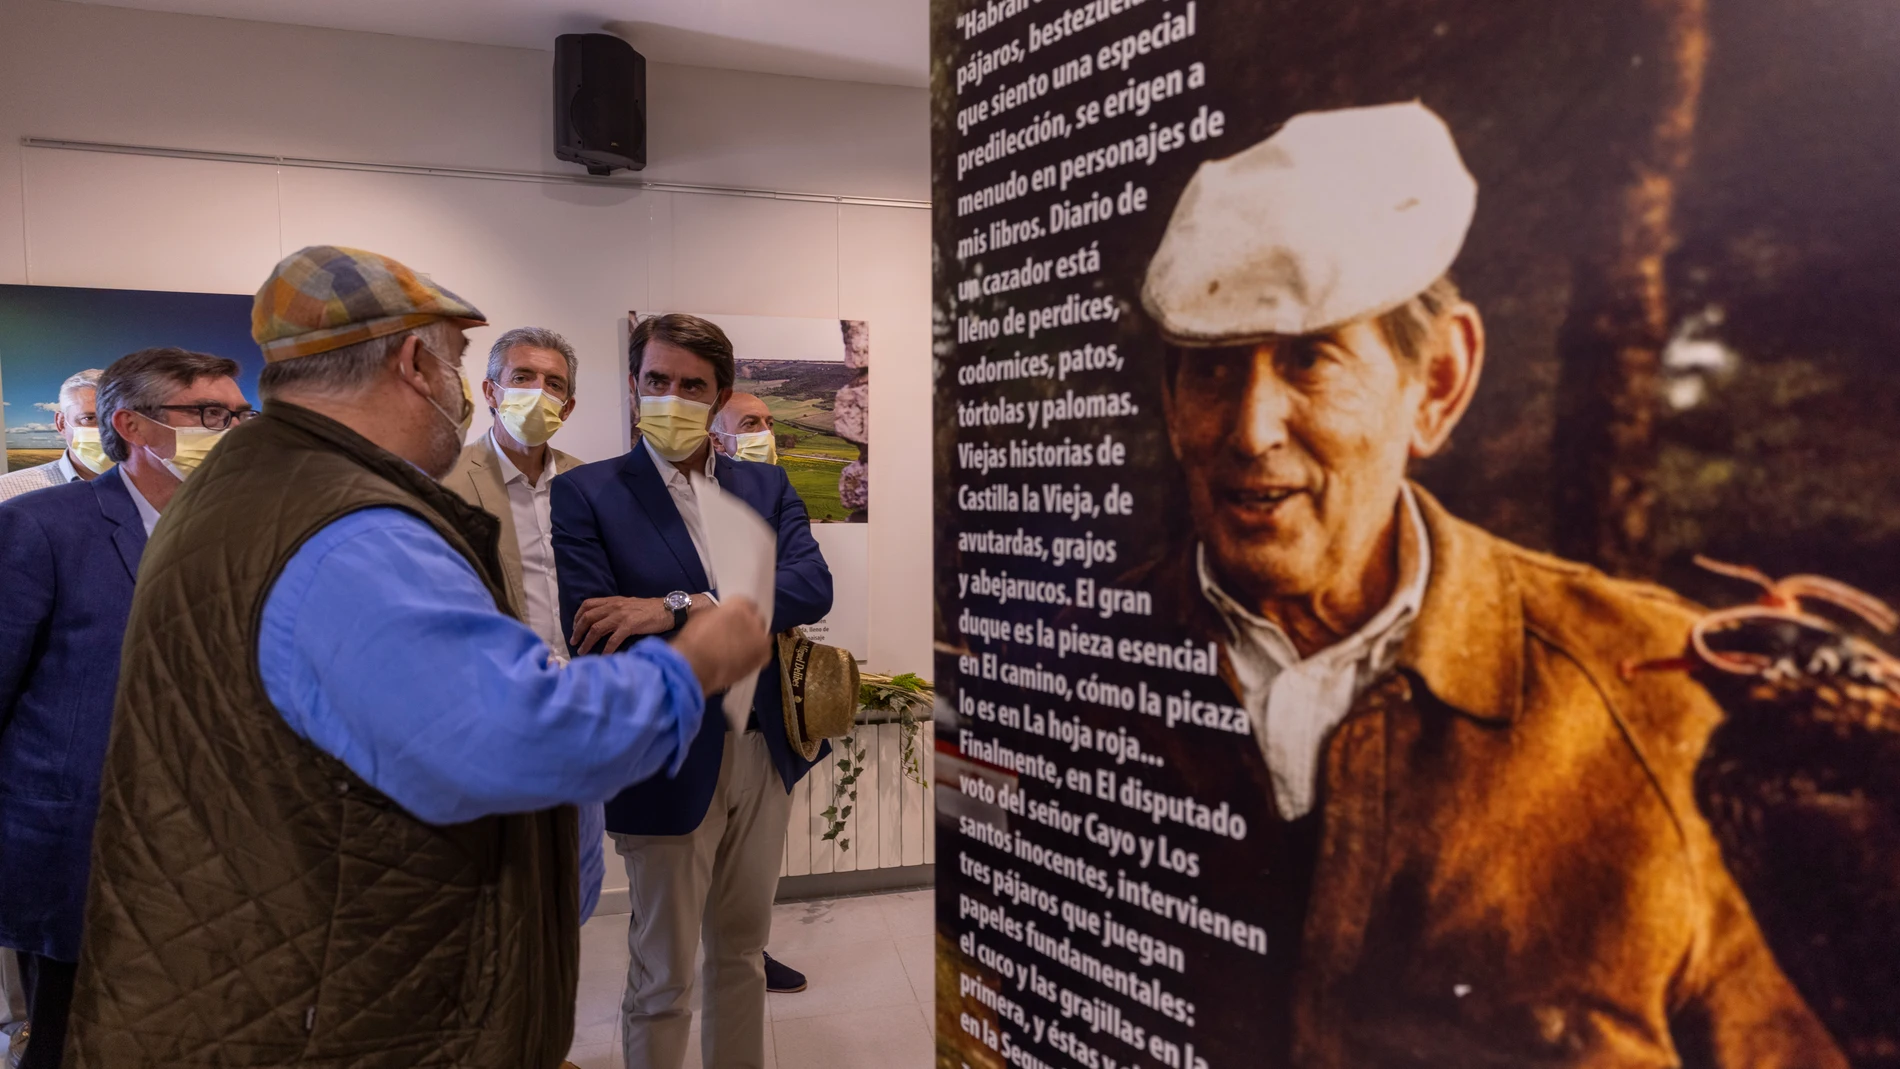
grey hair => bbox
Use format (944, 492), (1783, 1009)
(258, 319), (462, 402)
(487, 327), (579, 395)
(98, 348), (241, 462)
(57, 368), (105, 411)
(1375, 275), (1464, 366)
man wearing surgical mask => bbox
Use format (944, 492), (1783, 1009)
(447, 327), (585, 657)
(71, 249), (766, 1068)
(552, 313), (833, 1069)
(0, 368), (110, 504)
(107, 353), (257, 518)
(653, 385), (809, 996)
(0, 347), (247, 1069)
(444, 326), (615, 946)
(0, 365), (108, 1063)
(710, 392), (779, 465)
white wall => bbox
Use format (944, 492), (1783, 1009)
(0, 0), (934, 676)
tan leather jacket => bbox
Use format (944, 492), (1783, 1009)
(1171, 487), (1845, 1067)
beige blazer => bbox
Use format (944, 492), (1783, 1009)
(444, 434), (584, 616)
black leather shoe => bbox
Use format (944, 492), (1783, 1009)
(763, 951), (807, 993)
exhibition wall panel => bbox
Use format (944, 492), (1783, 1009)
(650, 62), (927, 204)
(18, 151), (282, 295)
(663, 194), (843, 319)
(837, 204), (935, 680)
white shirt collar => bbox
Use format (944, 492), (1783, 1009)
(1197, 485), (1432, 820)
(643, 438), (716, 487)
(56, 451), (80, 484)
(120, 472), (162, 536)
(1199, 483), (1431, 672)
(489, 429), (554, 488)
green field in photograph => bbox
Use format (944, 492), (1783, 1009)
(736, 379), (841, 434)
(778, 428), (859, 461)
(6, 449), (63, 473)
(780, 455), (851, 521)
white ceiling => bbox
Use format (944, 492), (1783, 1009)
(68, 0), (929, 87)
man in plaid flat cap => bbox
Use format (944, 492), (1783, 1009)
(67, 246), (771, 1069)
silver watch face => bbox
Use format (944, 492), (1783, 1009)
(665, 591), (691, 611)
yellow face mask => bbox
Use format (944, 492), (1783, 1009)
(419, 350), (474, 440)
(163, 427), (226, 480)
(68, 426), (115, 474)
(639, 395), (712, 462)
(496, 387), (566, 447)
(719, 429), (778, 464)
(455, 372), (475, 438)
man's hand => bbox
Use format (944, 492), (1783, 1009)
(669, 597), (771, 697)
(572, 596), (673, 655)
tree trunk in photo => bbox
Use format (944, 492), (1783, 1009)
(1551, 0), (1709, 578)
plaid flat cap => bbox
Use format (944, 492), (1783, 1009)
(252, 245), (487, 362)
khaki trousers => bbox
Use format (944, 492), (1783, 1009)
(0, 948), (21, 1032)
(614, 731), (791, 1069)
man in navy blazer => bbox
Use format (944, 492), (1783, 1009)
(552, 314), (832, 1069)
(0, 347), (249, 1069)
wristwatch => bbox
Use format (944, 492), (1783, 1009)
(663, 590), (692, 631)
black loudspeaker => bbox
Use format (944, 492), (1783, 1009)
(554, 33), (647, 175)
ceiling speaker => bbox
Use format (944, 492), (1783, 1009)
(555, 33), (647, 175)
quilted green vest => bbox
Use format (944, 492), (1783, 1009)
(68, 403), (579, 1068)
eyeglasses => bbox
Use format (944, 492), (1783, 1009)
(143, 403), (260, 430)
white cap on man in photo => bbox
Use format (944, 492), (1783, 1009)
(1142, 101), (1477, 344)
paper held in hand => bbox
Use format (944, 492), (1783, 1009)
(691, 473), (777, 732)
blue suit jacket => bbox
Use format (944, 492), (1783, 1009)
(0, 469), (145, 961)
(551, 447), (833, 836)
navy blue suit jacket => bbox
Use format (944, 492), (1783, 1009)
(0, 469), (145, 961)
(551, 446), (833, 836)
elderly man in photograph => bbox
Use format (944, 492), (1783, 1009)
(67, 247), (771, 1069)
(552, 313), (832, 1069)
(1138, 103), (1841, 1066)
(0, 369), (110, 503)
(0, 348), (250, 1069)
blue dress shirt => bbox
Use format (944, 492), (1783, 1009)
(258, 507), (702, 913)
(577, 801), (606, 924)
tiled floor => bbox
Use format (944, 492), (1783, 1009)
(566, 889), (935, 1069)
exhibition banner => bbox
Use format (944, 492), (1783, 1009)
(932, 1), (1900, 1067)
